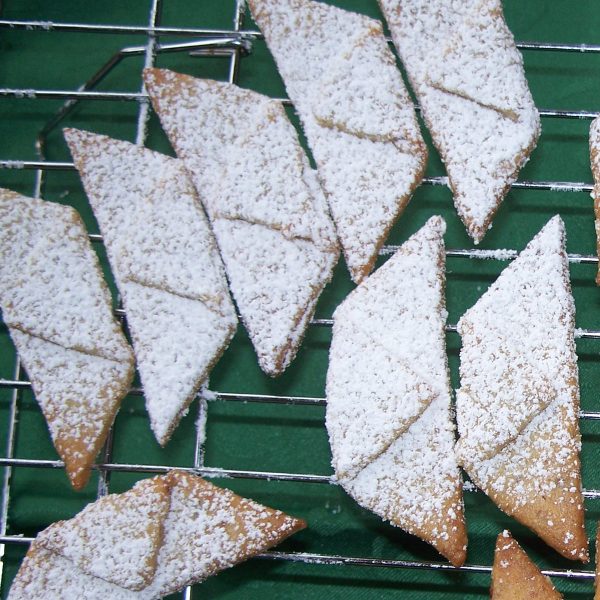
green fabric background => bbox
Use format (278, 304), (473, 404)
(2, 0), (600, 597)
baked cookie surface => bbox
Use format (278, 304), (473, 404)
(0, 188), (134, 489)
(491, 531), (562, 599)
(456, 216), (587, 561)
(326, 216), (466, 566)
(143, 69), (339, 377)
(65, 129), (237, 445)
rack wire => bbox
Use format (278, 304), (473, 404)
(1, 0), (600, 597)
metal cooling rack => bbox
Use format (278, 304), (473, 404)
(1, 0), (600, 596)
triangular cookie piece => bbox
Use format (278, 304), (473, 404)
(7, 542), (141, 600)
(64, 129), (237, 445)
(456, 216), (588, 561)
(589, 117), (600, 285)
(9, 331), (133, 490)
(141, 471), (306, 597)
(491, 531), (562, 599)
(36, 476), (170, 590)
(378, 0), (540, 243)
(248, 0), (427, 283)
(0, 188), (134, 489)
(143, 69), (339, 376)
(326, 216), (466, 566)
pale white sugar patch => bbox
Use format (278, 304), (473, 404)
(312, 25), (423, 144)
(470, 248), (516, 261)
(248, 0), (426, 282)
(379, 0), (540, 242)
(143, 70), (338, 375)
(64, 129), (237, 444)
(36, 478), (170, 591)
(327, 216), (464, 549)
(3, 160), (25, 169)
(426, 3), (533, 119)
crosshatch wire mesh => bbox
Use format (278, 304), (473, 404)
(2, 0), (600, 597)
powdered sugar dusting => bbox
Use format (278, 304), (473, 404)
(36, 477), (170, 591)
(64, 129), (237, 444)
(248, 0), (427, 283)
(8, 543), (140, 600)
(379, 0), (540, 242)
(0, 189), (132, 362)
(143, 69), (338, 376)
(456, 216), (587, 559)
(144, 471), (305, 596)
(326, 216), (466, 565)
(0, 188), (134, 489)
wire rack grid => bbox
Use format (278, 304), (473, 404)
(2, 0), (600, 598)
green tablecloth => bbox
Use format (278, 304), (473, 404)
(2, 0), (600, 597)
